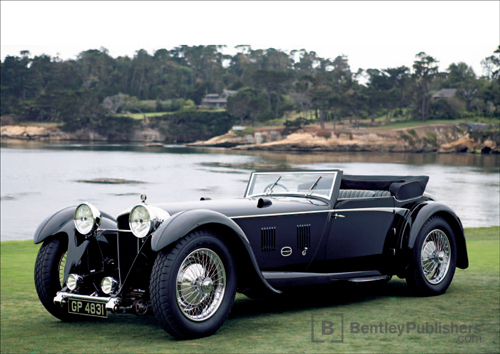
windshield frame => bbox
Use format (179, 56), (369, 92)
(244, 170), (340, 201)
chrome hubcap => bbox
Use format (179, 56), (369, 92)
(176, 248), (226, 321)
(421, 229), (451, 285)
(200, 278), (214, 294)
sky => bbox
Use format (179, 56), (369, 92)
(1, 1), (499, 76)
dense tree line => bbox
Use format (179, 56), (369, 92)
(1, 45), (499, 130)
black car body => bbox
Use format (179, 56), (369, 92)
(34, 170), (468, 339)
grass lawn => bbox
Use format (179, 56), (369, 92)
(112, 112), (177, 120)
(113, 108), (226, 120)
(366, 119), (499, 131)
(1, 227), (498, 353)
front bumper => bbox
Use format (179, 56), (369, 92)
(54, 291), (121, 313)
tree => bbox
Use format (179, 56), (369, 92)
(252, 69), (295, 116)
(481, 46), (500, 80)
(445, 62), (478, 111)
(291, 74), (314, 118)
(102, 93), (129, 114)
(226, 88), (267, 126)
(226, 89), (251, 125)
(365, 69), (385, 123)
(412, 52), (439, 121)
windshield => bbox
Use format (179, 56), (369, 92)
(245, 171), (338, 199)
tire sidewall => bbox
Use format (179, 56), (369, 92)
(159, 233), (236, 337)
(35, 237), (72, 320)
(412, 217), (457, 295)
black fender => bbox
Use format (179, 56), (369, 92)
(33, 206), (117, 283)
(33, 206), (117, 244)
(151, 209), (281, 295)
(404, 201), (468, 269)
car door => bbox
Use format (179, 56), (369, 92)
(234, 205), (331, 272)
(325, 196), (395, 273)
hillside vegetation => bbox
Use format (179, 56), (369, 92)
(1, 45), (499, 139)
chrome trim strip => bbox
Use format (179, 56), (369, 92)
(230, 207), (407, 219)
(99, 229), (131, 233)
(54, 291), (111, 303)
(231, 209), (333, 219)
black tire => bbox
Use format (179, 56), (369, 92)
(34, 237), (75, 321)
(150, 229), (236, 339)
(406, 216), (457, 296)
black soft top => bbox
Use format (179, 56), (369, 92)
(341, 175), (429, 200)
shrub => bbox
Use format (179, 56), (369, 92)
(150, 111), (237, 143)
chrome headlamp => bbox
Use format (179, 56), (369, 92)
(66, 274), (83, 291)
(101, 276), (118, 295)
(129, 205), (169, 238)
(74, 202), (101, 235)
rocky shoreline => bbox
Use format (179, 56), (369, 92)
(189, 123), (499, 154)
(2, 122), (498, 154)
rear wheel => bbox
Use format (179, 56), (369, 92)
(406, 217), (457, 296)
(34, 237), (76, 321)
(150, 230), (236, 339)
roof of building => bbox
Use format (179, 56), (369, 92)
(201, 89), (237, 105)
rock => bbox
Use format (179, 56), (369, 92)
(188, 131), (255, 147)
(1, 125), (74, 141)
(438, 137), (475, 153)
(75, 178), (146, 184)
(133, 128), (165, 142)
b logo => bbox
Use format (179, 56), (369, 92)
(311, 313), (344, 343)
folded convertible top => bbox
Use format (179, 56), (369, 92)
(341, 175), (429, 200)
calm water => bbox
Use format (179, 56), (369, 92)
(1, 141), (499, 241)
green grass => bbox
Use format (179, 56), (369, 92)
(113, 108), (227, 120)
(112, 112), (176, 120)
(369, 118), (499, 131)
(1, 227), (498, 353)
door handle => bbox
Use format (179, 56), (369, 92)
(334, 213), (345, 219)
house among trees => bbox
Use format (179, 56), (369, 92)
(201, 89), (237, 108)
(432, 88), (457, 99)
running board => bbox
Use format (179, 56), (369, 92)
(262, 270), (384, 288)
(348, 275), (390, 283)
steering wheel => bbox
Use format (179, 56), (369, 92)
(263, 183), (289, 194)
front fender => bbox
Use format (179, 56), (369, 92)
(33, 206), (118, 283)
(405, 202), (468, 269)
(33, 206), (117, 244)
(151, 209), (281, 295)
(34, 207), (75, 245)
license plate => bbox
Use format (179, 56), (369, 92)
(68, 299), (107, 318)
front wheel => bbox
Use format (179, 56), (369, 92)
(34, 237), (75, 321)
(150, 230), (236, 339)
(406, 216), (457, 296)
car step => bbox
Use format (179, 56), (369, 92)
(348, 275), (390, 283)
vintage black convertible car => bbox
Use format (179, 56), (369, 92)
(34, 170), (468, 339)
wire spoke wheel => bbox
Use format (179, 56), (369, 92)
(58, 252), (67, 287)
(420, 229), (451, 285)
(176, 248), (226, 321)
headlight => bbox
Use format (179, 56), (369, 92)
(101, 277), (118, 295)
(74, 203), (101, 235)
(66, 274), (83, 291)
(129, 205), (169, 238)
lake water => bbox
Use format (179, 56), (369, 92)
(1, 141), (499, 241)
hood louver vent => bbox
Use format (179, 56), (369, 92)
(261, 227), (276, 252)
(297, 224), (311, 249)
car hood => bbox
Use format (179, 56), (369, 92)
(151, 197), (330, 218)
